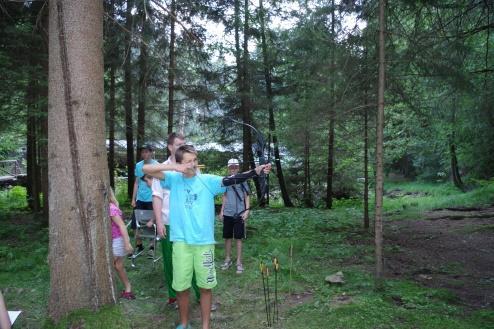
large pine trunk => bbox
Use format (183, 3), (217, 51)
(48, 0), (115, 321)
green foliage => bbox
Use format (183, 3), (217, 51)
(0, 186), (28, 211)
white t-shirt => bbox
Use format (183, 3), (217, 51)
(151, 158), (172, 225)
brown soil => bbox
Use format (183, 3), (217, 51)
(385, 206), (494, 309)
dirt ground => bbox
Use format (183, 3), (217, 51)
(385, 206), (494, 309)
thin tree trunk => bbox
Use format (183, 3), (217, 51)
(375, 0), (386, 289)
(364, 95), (370, 230)
(450, 142), (464, 190)
(137, 4), (147, 151)
(38, 2), (49, 222)
(48, 0), (115, 321)
(167, 0), (176, 137)
(363, 49), (370, 230)
(241, 0), (261, 203)
(303, 129), (313, 208)
(326, 0), (336, 209)
(450, 101), (465, 191)
(124, 0), (135, 199)
(26, 63), (41, 212)
(259, 0), (293, 207)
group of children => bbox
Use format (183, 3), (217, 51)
(108, 133), (271, 329)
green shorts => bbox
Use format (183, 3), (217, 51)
(172, 242), (217, 291)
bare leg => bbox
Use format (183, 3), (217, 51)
(224, 238), (232, 262)
(0, 292), (11, 329)
(236, 239), (242, 265)
(114, 257), (131, 292)
(199, 288), (212, 329)
(177, 289), (190, 327)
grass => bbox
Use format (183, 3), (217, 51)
(0, 181), (493, 328)
(382, 180), (494, 220)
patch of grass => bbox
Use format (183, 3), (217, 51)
(0, 186), (28, 211)
(44, 305), (131, 329)
(383, 180), (494, 220)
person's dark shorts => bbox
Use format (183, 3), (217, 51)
(222, 215), (245, 240)
(130, 200), (153, 229)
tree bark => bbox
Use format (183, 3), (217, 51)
(450, 101), (465, 191)
(137, 3), (148, 151)
(326, 0), (336, 209)
(167, 0), (176, 138)
(259, 0), (293, 207)
(375, 0), (386, 289)
(363, 94), (370, 230)
(48, 0), (115, 321)
(26, 62), (41, 212)
(124, 0), (135, 199)
(108, 56), (116, 189)
(303, 128), (313, 208)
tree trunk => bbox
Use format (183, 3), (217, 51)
(363, 49), (370, 230)
(241, 0), (262, 203)
(375, 0), (386, 289)
(450, 142), (465, 191)
(303, 129), (313, 208)
(26, 63), (41, 212)
(259, 0), (293, 207)
(108, 58), (116, 189)
(38, 3), (50, 222)
(124, 0), (135, 199)
(363, 94), (370, 230)
(137, 4), (148, 151)
(48, 0), (115, 321)
(326, 0), (336, 209)
(450, 102), (465, 191)
(167, 0), (176, 137)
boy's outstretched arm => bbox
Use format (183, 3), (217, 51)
(143, 162), (193, 179)
(222, 163), (271, 186)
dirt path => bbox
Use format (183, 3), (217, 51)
(385, 206), (494, 309)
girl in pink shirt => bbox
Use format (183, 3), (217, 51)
(109, 189), (135, 299)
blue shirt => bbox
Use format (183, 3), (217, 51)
(135, 159), (158, 202)
(161, 172), (226, 244)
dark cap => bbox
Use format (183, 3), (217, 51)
(138, 143), (154, 151)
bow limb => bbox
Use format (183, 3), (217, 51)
(227, 117), (269, 204)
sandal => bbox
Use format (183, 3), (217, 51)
(236, 263), (244, 274)
(120, 290), (136, 300)
(220, 259), (232, 270)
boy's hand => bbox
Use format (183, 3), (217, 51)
(218, 212), (223, 221)
(131, 199), (136, 208)
(255, 163), (272, 175)
(174, 163), (195, 174)
(241, 211), (249, 221)
(157, 223), (166, 238)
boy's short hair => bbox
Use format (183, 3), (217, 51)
(167, 132), (185, 146)
(175, 145), (197, 163)
(138, 143), (154, 151)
